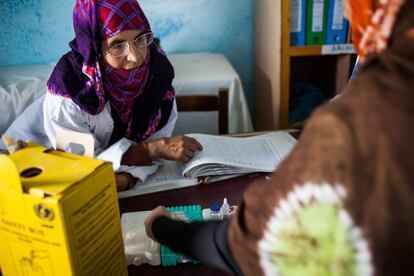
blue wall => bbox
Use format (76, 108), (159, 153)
(0, 0), (73, 66)
(0, 0), (253, 109)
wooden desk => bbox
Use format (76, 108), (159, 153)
(118, 173), (269, 276)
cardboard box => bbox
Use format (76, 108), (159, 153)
(0, 142), (127, 276)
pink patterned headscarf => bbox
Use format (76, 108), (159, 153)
(98, 0), (151, 133)
(47, 0), (175, 143)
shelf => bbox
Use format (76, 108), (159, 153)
(254, 0), (356, 131)
(290, 46), (322, 57)
(290, 44), (356, 57)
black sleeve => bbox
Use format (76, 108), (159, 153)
(152, 217), (242, 275)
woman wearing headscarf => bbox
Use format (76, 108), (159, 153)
(145, 0), (414, 274)
(3, 0), (202, 191)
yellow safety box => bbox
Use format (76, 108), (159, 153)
(0, 142), (127, 276)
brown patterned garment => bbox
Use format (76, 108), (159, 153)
(228, 2), (414, 275)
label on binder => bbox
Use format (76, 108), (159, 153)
(332, 0), (344, 30)
(312, 0), (324, 32)
(291, 0), (302, 33)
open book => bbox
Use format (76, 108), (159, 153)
(118, 131), (297, 199)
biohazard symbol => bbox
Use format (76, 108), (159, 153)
(33, 204), (54, 221)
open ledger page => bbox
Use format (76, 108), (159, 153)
(118, 131), (297, 198)
(183, 132), (297, 177)
(118, 160), (198, 199)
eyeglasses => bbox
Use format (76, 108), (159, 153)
(105, 32), (155, 58)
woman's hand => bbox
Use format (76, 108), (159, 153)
(146, 135), (202, 162)
(115, 173), (136, 192)
(144, 206), (171, 241)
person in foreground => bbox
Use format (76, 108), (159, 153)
(145, 0), (414, 275)
(2, 0), (201, 191)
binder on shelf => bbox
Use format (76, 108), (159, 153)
(326, 0), (349, 44)
(290, 0), (307, 46)
(306, 0), (329, 45)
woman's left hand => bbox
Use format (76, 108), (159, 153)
(115, 173), (136, 191)
(146, 135), (202, 162)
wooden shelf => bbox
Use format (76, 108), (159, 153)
(290, 46), (322, 57)
(254, 0), (355, 131)
(290, 44), (355, 57)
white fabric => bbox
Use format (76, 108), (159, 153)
(170, 52), (253, 134)
(0, 63), (54, 134)
(43, 93), (114, 152)
(0, 52), (253, 135)
(1, 95), (50, 148)
(96, 138), (159, 183)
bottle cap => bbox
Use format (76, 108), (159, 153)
(210, 203), (221, 212)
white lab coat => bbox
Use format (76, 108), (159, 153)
(2, 92), (178, 182)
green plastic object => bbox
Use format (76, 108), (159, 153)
(160, 205), (203, 266)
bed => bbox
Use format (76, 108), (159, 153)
(0, 52), (253, 136)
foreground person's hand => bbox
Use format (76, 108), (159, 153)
(145, 206), (171, 241)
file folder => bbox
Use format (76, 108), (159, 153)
(306, 0), (329, 45)
(290, 0), (307, 46)
(326, 0), (349, 44)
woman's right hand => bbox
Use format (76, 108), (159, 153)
(146, 135), (202, 162)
